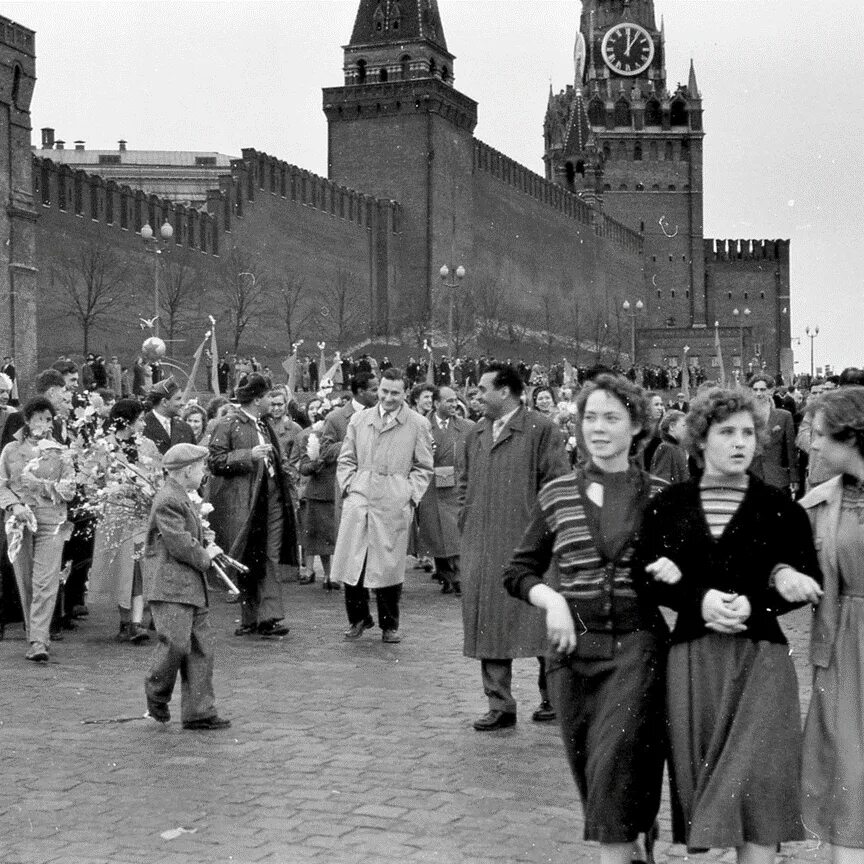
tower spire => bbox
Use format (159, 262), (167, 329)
(688, 58), (700, 98)
(349, 0), (447, 50)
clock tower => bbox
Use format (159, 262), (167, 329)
(545, 0), (706, 330)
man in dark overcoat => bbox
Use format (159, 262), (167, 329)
(458, 362), (569, 731)
(208, 374), (297, 638)
(416, 387), (473, 595)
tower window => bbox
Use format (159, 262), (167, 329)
(760, 291), (765, 300)
(652, 183), (660, 191)
(640, 221), (645, 232)
(588, 98), (604, 126)
(400, 55), (411, 79)
(744, 292), (748, 300)
(603, 183), (611, 191)
(671, 290), (675, 298)
(681, 139), (690, 158)
(380, 68), (388, 82)
(565, 162), (576, 187)
(686, 290), (690, 299)
(649, 141), (658, 160)
(664, 141), (674, 160)
(657, 290), (662, 298)
(651, 255), (656, 262)
(11, 64), (22, 108)
(668, 184), (676, 191)
(602, 143), (611, 160)
(619, 183), (628, 190)
(614, 99), (631, 127)
(645, 98), (662, 126)
(671, 99), (687, 126)
(429, 58), (437, 77)
(636, 183), (644, 191)
(727, 292), (733, 300)
(442, 65), (449, 82)
(357, 60), (367, 84)
(633, 142), (642, 161)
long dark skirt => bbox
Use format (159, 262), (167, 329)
(299, 499), (335, 556)
(547, 629), (667, 844)
(667, 634), (804, 851)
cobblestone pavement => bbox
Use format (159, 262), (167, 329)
(0, 565), (831, 864)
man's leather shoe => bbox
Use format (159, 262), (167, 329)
(71, 604), (89, 618)
(146, 700), (170, 723)
(441, 581), (454, 594)
(182, 715), (231, 731)
(234, 623), (258, 636)
(257, 620), (289, 637)
(473, 710), (516, 731)
(298, 572), (315, 585)
(453, 581), (461, 597)
(26, 642), (49, 662)
(343, 618), (374, 639)
(531, 699), (556, 722)
(381, 629), (401, 643)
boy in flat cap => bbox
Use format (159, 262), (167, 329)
(143, 443), (230, 730)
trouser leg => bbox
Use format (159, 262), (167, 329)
(240, 487), (269, 627)
(374, 583), (402, 631)
(145, 601), (191, 710)
(11, 529), (35, 638)
(537, 655), (549, 701)
(258, 482), (286, 623)
(481, 658), (516, 714)
(344, 560), (372, 625)
(434, 555), (460, 587)
(27, 525), (65, 647)
(178, 606), (216, 723)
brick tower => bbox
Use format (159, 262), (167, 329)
(323, 0), (478, 337)
(545, 0), (705, 331)
(0, 16), (38, 383)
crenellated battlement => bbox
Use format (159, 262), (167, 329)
(228, 148), (401, 234)
(704, 238), (789, 263)
(473, 139), (643, 255)
(0, 15), (34, 56)
(32, 155), (221, 255)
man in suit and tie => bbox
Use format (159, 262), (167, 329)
(142, 377), (195, 457)
(748, 372), (798, 495)
(671, 392), (689, 413)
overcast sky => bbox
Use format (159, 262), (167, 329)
(9, 0), (862, 372)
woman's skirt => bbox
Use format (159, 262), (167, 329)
(299, 498), (335, 556)
(667, 634), (804, 850)
(546, 629), (667, 843)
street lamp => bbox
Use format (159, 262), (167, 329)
(439, 264), (466, 360)
(805, 325), (819, 378)
(141, 220), (174, 336)
(622, 299), (644, 364)
(731, 307), (751, 372)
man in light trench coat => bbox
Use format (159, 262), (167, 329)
(458, 362), (570, 730)
(331, 368), (434, 643)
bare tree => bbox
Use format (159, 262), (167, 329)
(318, 269), (366, 349)
(51, 235), (131, 354)
(563, 291), (583, 366)
(590, 313), (611, 362)
(158, 259), (202, 355)
(539, 288), (560, 367)
(473, 277), (504, 354)
(217, 249), (269, 353)
(277, 275), (313, 347)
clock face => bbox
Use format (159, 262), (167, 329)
(601, 23), (655, 76)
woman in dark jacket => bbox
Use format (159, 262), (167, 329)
(649, 409), (689, 483)
(637, 387), (822, 862)
(503, 375), (668, 864)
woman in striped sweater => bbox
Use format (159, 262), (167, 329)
(637, 388), (822, 863)
(503, 374), (669, 864)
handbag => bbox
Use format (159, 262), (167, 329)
(434, 466), (456, 488)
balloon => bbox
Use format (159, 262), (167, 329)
(142, 336), (167, 361)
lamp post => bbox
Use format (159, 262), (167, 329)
(622, 299), (644, 364)
(141, 220), (174, 337)
(805, 325), (819, 378)
(731, 307), (751, 373)
(439, 264), (466, 361)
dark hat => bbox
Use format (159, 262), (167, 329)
(236, 373), (269, 403)
(163, 443), (209, 470)
(149, 376), (179, 400)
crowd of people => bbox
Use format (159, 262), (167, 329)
(0, 350), (862, 862)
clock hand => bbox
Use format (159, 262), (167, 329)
(625, 30), (636, 56)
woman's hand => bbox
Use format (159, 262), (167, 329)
(528, 584), (578, 653)
(645, 557), (683, 584)
(701, 589), (748, 634)
(774, 568), (823, 604)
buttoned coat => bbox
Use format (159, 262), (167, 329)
(331, 404), (433, 588)
(417, 414), (474, 558)
(750, 407), (797, 490)
(207, 411), (298, 565)
(141, 476), (211, 608)
(458, 407), (570, 658)
(318, 401), (357, 527)
(799, 475), (845, 668)
(142, 411), (196, 457)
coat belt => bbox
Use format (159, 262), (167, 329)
(359, 464), (395, 476)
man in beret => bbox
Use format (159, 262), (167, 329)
(143, 443), (230, 730)
(208, 374), (298, 638)
(142, 377), (195, 457)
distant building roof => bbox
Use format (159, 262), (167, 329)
(34, 148), (234, 167)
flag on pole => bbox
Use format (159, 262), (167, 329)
(281, 340), (302, 396)
(208, 317), (219, 396)
(714, 322), (726, 386)
(563, 358), (576, 387)
(681, 346), (691, 400)
(182, 329), (211, 403)
(323, 351), (342, 384)
(424, 340), (435, 385)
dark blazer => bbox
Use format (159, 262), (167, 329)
(318, 401), (357, 522)
(749, 407), (797, 490)
(142, 476), (211, 608)
(142, 411), (195, 456)
(635, 475), (821, 645)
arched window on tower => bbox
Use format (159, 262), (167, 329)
(664, 141), (674, 160)
(565, 162), (576, 190)
(588, 98), (605, 126)
(357, 59), (367, 84)
(373, 4), (384, 30)
(644, 98), (662, 126)
(575, 159), (586, 176)
(633, 142), (643, 161)
(680, 138), (690, 159)
(429, 57), (437, 78)
(614, 99), (631, 127)
(380, 67), (388, 82)
(602, 143), (611, 161)
(400, 55), (411, 79)
(390, 2), (401, 29)
(11, 64), (22, 108)
(670, 99), (687, 126)
(441, 65), (450, 82)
